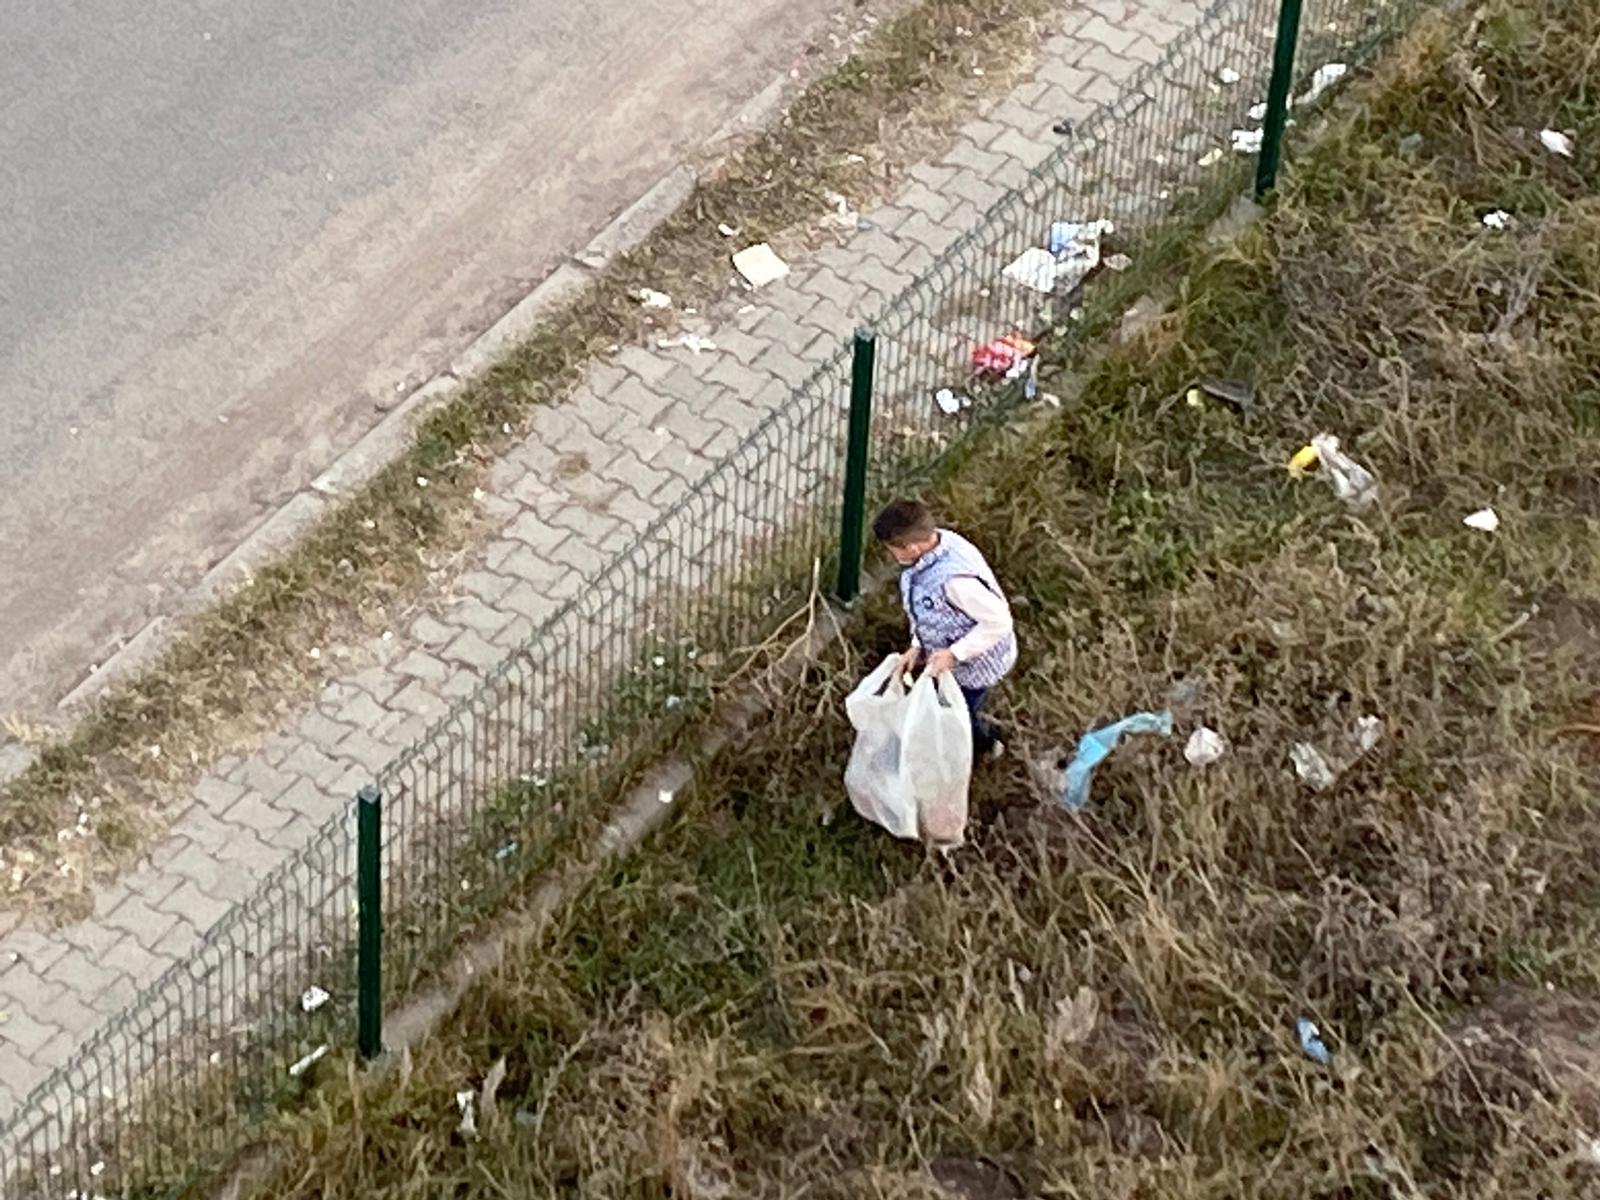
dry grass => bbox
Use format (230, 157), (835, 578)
(183, 1), (1600, 1196)
(0, 0), (1072, 919)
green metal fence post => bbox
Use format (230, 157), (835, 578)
(835, 327), (877, 603)
(1255, 0), (1305, 198)
(356, 785), (383, 1060)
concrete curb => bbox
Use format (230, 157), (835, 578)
(572, 164), (696, 272)
(310, 376), (465, 498)
(41, 158), (703, 733)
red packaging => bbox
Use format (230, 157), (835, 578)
(970, 334), (1037, 375)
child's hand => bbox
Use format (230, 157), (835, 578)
(925, 649), (957, 678)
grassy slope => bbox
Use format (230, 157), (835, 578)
(252, 2), (1600, 1196)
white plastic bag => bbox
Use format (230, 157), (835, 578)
(844, 657), (973, 846)
(901, 671), (974, 846)
(844, 656), (917, 840)
(1309, 434), (1377, 509)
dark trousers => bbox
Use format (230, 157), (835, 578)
(959, 685), (999, 756)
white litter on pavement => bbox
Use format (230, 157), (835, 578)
(1538, 128), (1575, 158)
(934, 388), (972, 415)
(1217, 66), (1242, 85)
(821, 190), (860, 231)
(1231, 128), (1265, 153)
(1249, 101), (1269, 121)
(657, 334), (717, 354)
(732, 242), (791, 289)
(1198, 147), (1224, 167)
(636, 287), (672, 309)
(1002, 247), (1061, 294)
(1463, 507), (1501, 532)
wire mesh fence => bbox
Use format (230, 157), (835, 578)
(0, 0), (1427, 1193)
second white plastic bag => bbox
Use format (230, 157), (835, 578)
(901, 671), (973, 846)
(844, 655), (918, 840)
(843, 657), (974, 845)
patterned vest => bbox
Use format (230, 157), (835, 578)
(899, 529), (1018, 690)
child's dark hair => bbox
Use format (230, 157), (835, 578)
(872, 499), (935, 545)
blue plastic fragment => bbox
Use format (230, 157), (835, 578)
(1296, 1017), (1331, 1065)
(1059, 709), (1174, 811)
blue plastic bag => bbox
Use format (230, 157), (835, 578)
(1060, 710), (1173, 811)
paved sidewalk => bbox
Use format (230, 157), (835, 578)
(0, 0), (1225, 1118)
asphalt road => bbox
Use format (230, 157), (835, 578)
(0, 0), (842, 719)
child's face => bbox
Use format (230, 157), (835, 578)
(885, 532), (937, 566)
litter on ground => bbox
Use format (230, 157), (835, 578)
(1464, 507), (1501, 532)
(716, 222), (738, 237)
(1048, 218), (1113, 290)
(1184, 726), (1228, 766)
(1184, 376), (1256, 415)
(732, 243), (790, 289)
(971, 335), (1036, 376)
(1298, 62), (1348, 106)
(822, 190), (860, 231)
(1103, 252), (1133, 272)
(1353, 715), (1385, 753)
(288, 1043), (330, 1078)
(300, 985), (330, 1013)
(1060, 710), (1174, 811)
(1249, 100), (1269, 121)
(1296, 1017), (1332, 1064)
(657, 334), (716, 355)
(1231, 128), (1265, 153)
(1291, 742), (1337, 791)
(1002, 247), (1062, 294)
(935, 388), (972, 415)
(1312, 434), (1378, 508)
(1482, 209), (1515, 230)
(456, 1090), (477, 1138)
(1198, 147), (1224, 167)
(1289, 434), (1378, 509)
(635, 287), (672, 309)
(1217, 66), (1242, 85)
(1538, 128), (1575, 158)
(1289, 445), (1322, 474)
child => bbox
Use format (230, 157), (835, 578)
(872, 499), (1016, 757)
